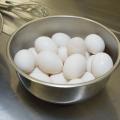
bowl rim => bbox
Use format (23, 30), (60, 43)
(7, 15), (120, 88)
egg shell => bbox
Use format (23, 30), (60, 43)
(92, 52), (113, 77)
(29, 67), (50, 82)
(34, 36), (57, 53)
(67, 37), (86, 55)
(85, 34), (105, 54)
(81, 72), (95, 82)
(14, 49), (35, 73)
(85, 52), (90, 59)
(58, 46), (68, 62)
(37, 51), (63, 74)
(52, 32), (71, 47)
(63, 54), (86, 79)
(87, 55), (95, 72)
(68, 79), (83, 84)
(50, 73), (67, 84)
(28, 47), (38, 66)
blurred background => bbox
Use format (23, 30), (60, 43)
(0, 0), (120, 35)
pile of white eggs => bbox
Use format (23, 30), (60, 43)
(14, 33), (113, 84)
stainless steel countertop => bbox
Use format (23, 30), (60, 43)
(0, 0), (120, 120)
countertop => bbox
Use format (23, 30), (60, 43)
(0, 0), (120, 120)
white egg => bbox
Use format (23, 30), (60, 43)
(87, 55), (95, 72)
(69, 72), (95, 84)
(67, 37), (86, 55)
(85, 34), (105, 54)
(85, 52), (90, 59)
(50, 73), (67, 84)
(58, 46), (68, 62)
(29, 67), (50, 82)
(81, 72), (95, 82)
(28, 47), (38, 66)
(92, 52), (113, 77)
(68, 79), (83, 84)
(52, 32), (71, 47)
(34, 36), (57, 53)
(63, 54), (86, 79)
(14, 49), (35, 73)
(37, 51), (63, 74)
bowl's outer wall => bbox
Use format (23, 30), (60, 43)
(19, 74), (109, 104)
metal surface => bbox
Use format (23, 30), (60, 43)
(0, 13), (3, 33)
(1, 0), (49, 34)
(7, 16), (120, 104)
(0, 0), (120, 119)
(0, 1), (49, 21)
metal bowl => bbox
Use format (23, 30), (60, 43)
(7, 16), (120, 104)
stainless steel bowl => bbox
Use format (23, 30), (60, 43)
(7, 16), (120, 104)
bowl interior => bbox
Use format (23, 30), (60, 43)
(9, 16), (119, 63)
